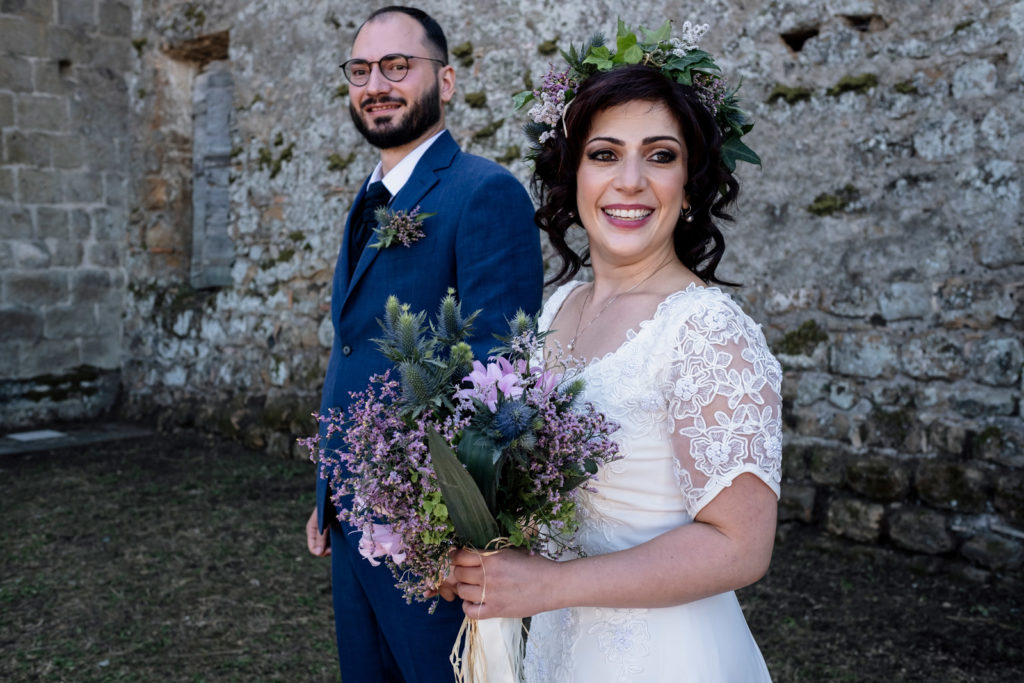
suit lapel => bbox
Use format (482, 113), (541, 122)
(341, 132), (460, 308)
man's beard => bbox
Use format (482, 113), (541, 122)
(350, 81), (442, 150)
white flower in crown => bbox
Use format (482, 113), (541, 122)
(670, 21), (710, 55)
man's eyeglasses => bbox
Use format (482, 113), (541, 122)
(340, 54), (447, 86)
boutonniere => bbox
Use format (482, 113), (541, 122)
(369, 205), (435, 249)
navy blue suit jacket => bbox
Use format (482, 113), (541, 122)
(317, 131), (543, 534)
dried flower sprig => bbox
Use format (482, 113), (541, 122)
(370, 205), (435, 249)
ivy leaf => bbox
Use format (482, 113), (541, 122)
(427, 428), (499, 548)
(621, 44), (644, 65)
(512, 90), (534, 111)
(641, 20), (672, 45)
(721, 136), (762, 170)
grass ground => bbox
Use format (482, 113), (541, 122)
(1, 429), (1020, 682)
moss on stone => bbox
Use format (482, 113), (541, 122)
(495, 145), (521, 165)
(331, 84), (349, 100)
(327, 151), (355, 172)
(827, 73), (878, 97)
(893, 80), (919, 95)
(870, 406), (914, 445)
(767, 84), (812, 105)
(806, 184), (859, 216)
(523, 69), (533, 91)
(287, 231), (305, 242)
(452, 41), (474, 66)
(975, 426), (1004, 448)
(259, 142), (295, 179)
(464, 92), (487, 108)
(273, 132), (284, 146)
(775, 320), (828, 356)
(954, 20), (974, 33)
(538, 38), (559, 55)
(473, 119), (504, 139)
(131, 38), (147, 56)
(183, 4), (206, 26)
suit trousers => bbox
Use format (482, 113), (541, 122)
(330, 522), (465, 682)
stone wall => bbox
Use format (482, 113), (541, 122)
(0, 0), (131, 427)
(3, 0), (1022, 575)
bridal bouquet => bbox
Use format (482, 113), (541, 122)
(302, 292), (620, 606)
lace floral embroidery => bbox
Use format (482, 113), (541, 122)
(587, 607), (651, 681)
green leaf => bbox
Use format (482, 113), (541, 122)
(427, 429), (499, 548)
(456, 428), (504, 512)
(512, 90), (534, 111)
(641, 20), (672, 45)
(621, 44), (644, 65)
(720, 136), (762, 170)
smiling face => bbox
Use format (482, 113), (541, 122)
(347, 12), (454, 151)
(576, 100), (689, 270)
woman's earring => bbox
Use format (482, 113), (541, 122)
(680, 206), (695, 223)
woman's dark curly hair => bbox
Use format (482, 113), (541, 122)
(532, 64), (741, 286)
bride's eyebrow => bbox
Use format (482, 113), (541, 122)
(585, 135), (681, 145)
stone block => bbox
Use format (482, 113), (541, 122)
(3, 130), (53, 166)
(808, 444), (847, 486)
(0, 205), (33, 238)
(16, 94), (68, 131)
(826, 496), (885, 543)
(846, 455), (911, 501)
(70, 209), (91, 239)
(937, 279), (1017, 328)
(62, 170), (104, 203)
(831, 333), (899, 379)
(971, 338), (1024, 387)
(0, 15), (48, 56)
(3, 270), (69, 307)
(994, 471), (1024, 523)
(781, 443), (810, 481)
(878, 282), (932, 323)
(975, 418), (1024, 468)
(91, 206), (125, 241)
(0, 307), (43, 343)
(888, 506), (955, 554)
(43, 304), (97, 339)
(0, 53), (33, 92)
(916, 461), (989, 513)
(44, 237), (83, 267)
(778, 483), (816, 523)
(36, 206), (69, 239)
(0, 167), (14, 202)
(6, 239), (50, 268)
(46, 25), (92, 63)
(85, 240), (122, 267)
(15, 338), (81, 376)
(32, 58), (69, 95)
(901, 331), (967, 380)
(57, 0), (97, 30)
(864, 405), (925, 452)
(926, 419), (971, 458)
(1, 0), (55, 21)
(98, 0), (131, 36)
(18, 168), (62, 204)
(50, 134), (85, 169)
(92, 36), (132, 72)
(70, 268), (112, 305)
(103, 172), (126, 206)
(960, 532), (1023, 571)
(951, 387), (1017, 418)
(0, 92), (13, 127)
(952, 60), (998, 99)
(794, 371), (830, 406)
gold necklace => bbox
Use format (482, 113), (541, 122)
(566, 259), (673, 354)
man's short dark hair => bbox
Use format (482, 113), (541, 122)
(359, 6), (448, 64)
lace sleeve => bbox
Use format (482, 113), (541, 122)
(663, 294), (783, 517)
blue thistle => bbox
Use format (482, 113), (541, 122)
(494, 400), (536, 444)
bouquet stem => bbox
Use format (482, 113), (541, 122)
(451, 616), (524, 683)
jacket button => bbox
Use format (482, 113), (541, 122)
(342, 345), (352, 356)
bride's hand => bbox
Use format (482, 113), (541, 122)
(423, 548), (460, 601)
(450, 547), (556, 619)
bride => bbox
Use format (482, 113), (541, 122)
(446, 38), (783, 683)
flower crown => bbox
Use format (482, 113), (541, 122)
(514, 20), (760, 171)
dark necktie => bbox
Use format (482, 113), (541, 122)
(349, 181), (391, 274)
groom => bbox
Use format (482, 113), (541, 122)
(304, 6), (543, 681)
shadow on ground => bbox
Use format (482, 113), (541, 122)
(1, 428), (1020, 681)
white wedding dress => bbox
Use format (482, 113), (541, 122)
(523, 281), (783, 683)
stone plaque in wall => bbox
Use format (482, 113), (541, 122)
(190, 59), (234, 289)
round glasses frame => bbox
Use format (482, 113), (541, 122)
(340, 54), (447, 86)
